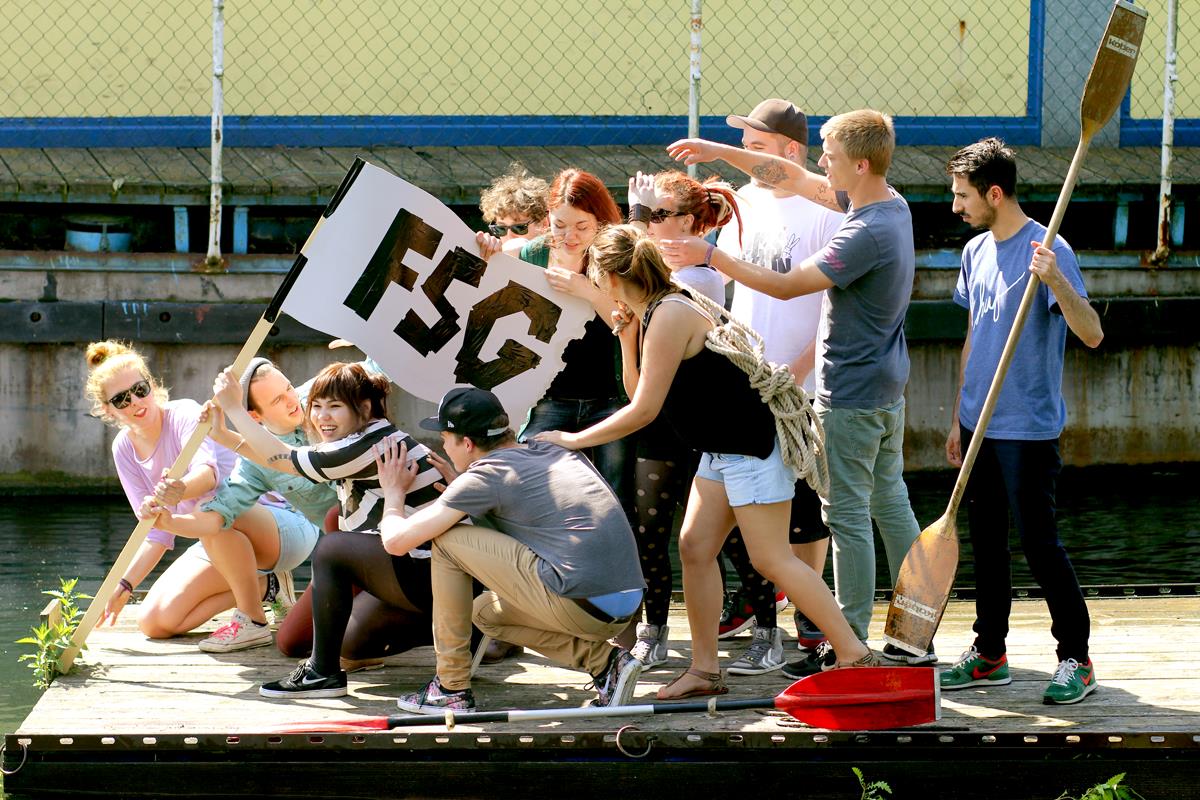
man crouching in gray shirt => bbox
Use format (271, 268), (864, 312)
(375, 386), (646, 713)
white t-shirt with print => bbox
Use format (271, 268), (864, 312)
(717, 183), (843, 394)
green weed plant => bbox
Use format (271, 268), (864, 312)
(16, 577), (90, 689)
(853, 767), (893, 800)
(1058, 774), (1145, 800)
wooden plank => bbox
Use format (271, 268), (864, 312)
(556, 146), (631, 183)
(0, 148), (66, 197)
(284, 148), (352, 196)
(14, 595), (1200, 740)
(42, 149), (110, 198)
(356, 146), (458, 200)
(496, 146), (572, 182)
(134, 147), (209, 200)
(0, 149), (21, 197)
(179, 147), (270, 200)
(235, 147), (320, 199)
(87, 149), (164, 199)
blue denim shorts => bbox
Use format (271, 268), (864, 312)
(184, 503), (320, 574)
(261, 504), (321, 574)
(695, 438), (796, 507)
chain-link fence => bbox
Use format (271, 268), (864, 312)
(0, 1), (1190, 148)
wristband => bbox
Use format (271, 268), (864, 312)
(704, 243), (715, 266)
(234, 436), (247, 454)
(629, 204), (650, 224)
(119, 578), (134, 595)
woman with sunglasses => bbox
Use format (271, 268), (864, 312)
(480, 163), (549, 249)
(536, 226), (877, 700)
(208, 361), (447, 697)
(619, 170), (741, 667)
(86, 340), (276, 644)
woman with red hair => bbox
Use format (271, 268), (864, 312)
(517, 168), (634, 506)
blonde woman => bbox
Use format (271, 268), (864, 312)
(85, 341), (279, 649)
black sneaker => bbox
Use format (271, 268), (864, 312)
(260, 660), (348, 699)
(881, 643), (937, 665)
(781, 640), (837, 679)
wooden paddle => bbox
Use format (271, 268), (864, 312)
(883, 0), (1148, 656)
(269, 667), (939, 733)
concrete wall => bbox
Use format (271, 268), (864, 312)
(1, 259), (1197, 487)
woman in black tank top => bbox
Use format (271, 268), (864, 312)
(536, 225), (875, 698)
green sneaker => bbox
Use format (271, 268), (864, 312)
(939, 646), (1012, 690)
(1042, 658), (1097, 705)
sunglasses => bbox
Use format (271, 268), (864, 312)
(648, 208), (689, 224)
(488, 222), (531, 237)
(108, 379), (152, 409)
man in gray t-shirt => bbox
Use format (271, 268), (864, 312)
(375, 387), (646, 714)
(663, 109), (926, 669)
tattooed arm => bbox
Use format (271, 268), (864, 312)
(666, 139), (842, 212)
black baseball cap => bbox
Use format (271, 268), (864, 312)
(420, 387), (510, 438)
(726, 98), (809, 145)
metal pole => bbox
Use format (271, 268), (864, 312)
(687, 0), (702, 179)
(1151, 0), (1177, 265)
(205, 0), (226, 269)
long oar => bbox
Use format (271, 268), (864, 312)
(269, 667), (939, 733)
(883, 0), (1148, 656)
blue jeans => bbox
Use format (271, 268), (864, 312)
(520, 396), (636, 517)
(818, 398), (921, 642)
(961, 426), (1090, 663)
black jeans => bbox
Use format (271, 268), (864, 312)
(961, 426), (1090, 662)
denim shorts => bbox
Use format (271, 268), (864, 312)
(695, 438), (796, 507)
(183, 503), (320, 574)
(261, 504), (321, 574)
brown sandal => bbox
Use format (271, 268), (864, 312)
(656, 668), (729, 700)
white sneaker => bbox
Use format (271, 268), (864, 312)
(727, 625), (786, 675)
(630, 622), (670, 668)
(199, 610), (273, 653)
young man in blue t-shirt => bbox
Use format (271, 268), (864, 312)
(941, 138), (1104, 705)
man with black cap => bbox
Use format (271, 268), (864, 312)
(375, 387), (646, 713)
(712, 100), (844, 674)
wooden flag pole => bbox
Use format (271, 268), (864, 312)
(56, 162), (361, 671)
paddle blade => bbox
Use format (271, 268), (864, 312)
(775, 667), (939, 730)
(267, 717), (392, 734)
(1079, 1), (1147, 134)
(885, 513), (959, 656)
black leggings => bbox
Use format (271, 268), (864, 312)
(308, 531), (433, 676)
(635, 454), (696, 626)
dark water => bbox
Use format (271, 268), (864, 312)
(1, 464), (1198, 737)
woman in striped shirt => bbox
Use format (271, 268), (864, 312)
(210, 361), (447, 698)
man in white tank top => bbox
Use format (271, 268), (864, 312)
(715, 100), (844, 671)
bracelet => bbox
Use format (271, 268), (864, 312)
(118, 578), (134, 595)
(233, 436), (247, 454)
(704, 243), (715, 266)
(629, 204), (650, 224)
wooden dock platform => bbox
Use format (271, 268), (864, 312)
(5, 596), (1200, 799)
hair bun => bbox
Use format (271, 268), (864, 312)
(85, 340), (130, 370)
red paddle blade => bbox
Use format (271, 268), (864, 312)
(267, 717), (391, 734)
(774, 667), (940, 730)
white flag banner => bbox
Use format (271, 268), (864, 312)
(280, 160), (592, 424)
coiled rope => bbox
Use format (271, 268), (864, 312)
(681, 285), (829, 497)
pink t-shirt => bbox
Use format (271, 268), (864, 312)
(112, 399), (236, 549)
